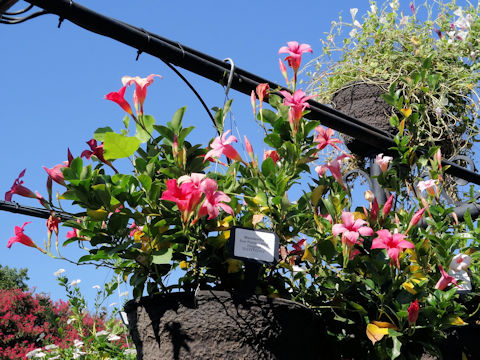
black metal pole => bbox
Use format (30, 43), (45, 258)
(0, 200), (73, 220)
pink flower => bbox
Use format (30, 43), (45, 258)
(435, 265), (458, 290)
(371, 229), (414, 267)
(43, 149), (74, 186)
(332, 211), (374, 247)
(408, 208), (426, 229)
(5, 169), (37, 201)
(7, 222), (44, 253)
(81, 139), (118, 173)
(47, 215), (60, 236)
(350, 249), (361, 260)
(244, 136), (255, 164)
(314, 126), (342, 151)
(122, 74), (161, 115)
(407, 299), (419, 325)
(375, 153), (393, 174)
(66, 228), (79, 239)
(204, 130), (244, 163)
(317, 154), (353, 188)
(279, 58), (289, 85)
(197, 178), (233, 220)
(161, 179), (203, 221)
(105, 85), (134, 115)
(279, 90), (315, 131)
(382, 194), (394, 217)
(263, 150), (280, 164)
(256, 83), (269, 106)
(250, 90), (256, 116)
(278, 41), (312, 74)
(418, 179), (437, 196)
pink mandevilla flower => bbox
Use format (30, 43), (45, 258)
(263, 150), (280, 164)
(105, 85), (134, 115)
(122, 74), (161, 115)
(418, 179), (437, 196)
(407, 299), (419, 325)
(43, 149), (74, 186)
(161, 179), (203, 221)
(316, 154), (353, 188)
(314, 126), (342, 151)
(279, 90), (315, 131)
(81, 139), (118, 173)
(278, 41), (312, 74)
(371, 229), (414, 268)
(382, 194), (394, 217)
(5, 169), (37, 202)
(375, 153), (393, 174)
(197, 178), (233, 220)
(66, 228), (79, 239)
(204, 130), (244, 163)
(7, 222), (44, 253)
(332, 211), (374, 247)
(435, 265), (458, 290)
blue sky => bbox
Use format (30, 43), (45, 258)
(0, 0), (456, 309)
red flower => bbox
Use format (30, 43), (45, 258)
(105, 85), (134, 115)
(4, 169), (37, 202)
(407, 299), (419, 325)
(435, 265), (458, 290)
(263, 150), (280, 164)
(371, 229), (414, 268)
(81, 139), (118, 173)
(7, 222), (44, 253)
(314, 126), (342, 151)
(47, 215), (60, 236)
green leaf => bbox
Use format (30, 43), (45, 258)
(122, 115), (130, 129)
(168, 107), (186, 132)
(103, 132), (141, 160)
(151, 247), (173, 264)
(464, 208), (474, 231)
(391, 335), (402, 359)
(94, 127), (114, 142)
(135, 115), (155, 142)
(137, 174), (152, 192)
(261, 157), (275, 177)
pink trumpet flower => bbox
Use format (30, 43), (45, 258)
(418, 179), (437, 197)
(105, 85), (134, 116)
(279, 90), (315, 132)
(7, 222), (45, 253)
(382, 194), (394, 217)
(332, 211), (374, 247)
(279, 58), (289, 85)
(314, 126), (342, 151)
(161, 179), (203, 221)
(435, 265), (458, 290)
(122, 74), (161, 115)
(204, 130), (244, 163)
(197, 178), (234, 220)
(375, 153), (393, 174)
(371, 229), (414, 268)
(318, 154), (353, 188)
(43, 149), (74, 186)
(81, 139), (118, 173)
(5, 169), (37, 202)
(278, 41), (312, 77)
(263, 150), (280, 164)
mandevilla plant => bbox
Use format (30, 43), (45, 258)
(5, 38), (480, 358)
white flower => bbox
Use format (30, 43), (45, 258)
(453, 7), (463, 18)
(379, 16), (387, 24)
(435, 107), (443, 118)
(26, 349), (43, 359)
(95, 330), (109, 337)
(109, 302), (117, 307)
(400, 16), (409, 26)
(73, 339), (84, 348)
(67, 317), (75, 325)
(119, 291), (129, 297)
(33, 352), (46, 358)
(327, 34), (334, 43)
(107, 333), (121, 342)
(349, 29), (358, 38)
(350, 8), (358, 20)
(389, 0), (399, 10)
(92, 284), (101, 289)
(53, 269), (65, 277)
(49, 356), (61, 360)
(69, 279), (81, 287)
(73, 350), (86, 359)
(353, 20), (362, 28)
(124, 349), (137, 355)
(44, 344), (58, 350)
(449, 254), (472, 272)
(370, 4), (377, 14)
(292, 265), (307, 273)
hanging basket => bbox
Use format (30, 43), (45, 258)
(331, 82), (395, 157)
(124, 290), (329, 360)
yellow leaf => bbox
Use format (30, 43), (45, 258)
(450, 317), (468, 326)
(86, 208), (108, 221)
(311, 185), (325, 207)
(252, 214), (264, 226)
(226, 258), (243, 273)
(402, 281), (417, 295)
(366, 323), (389, 345)
(411, 36), (420, 45)
(133, 231), (145, 242)
(372, 321), (397, 329)
(400, 108), (412, 118)
(179, 261), (189, 270)
(352, 211), (366, 220)
(302, 246), (315, 263)
(216, 216), (233, 230)
(253, 193), (268, 206)
(398, 119), (406, 134)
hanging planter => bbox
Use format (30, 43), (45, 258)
(124, 290), (327, 360)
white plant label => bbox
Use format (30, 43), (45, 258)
(233, 228), (276, 263)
